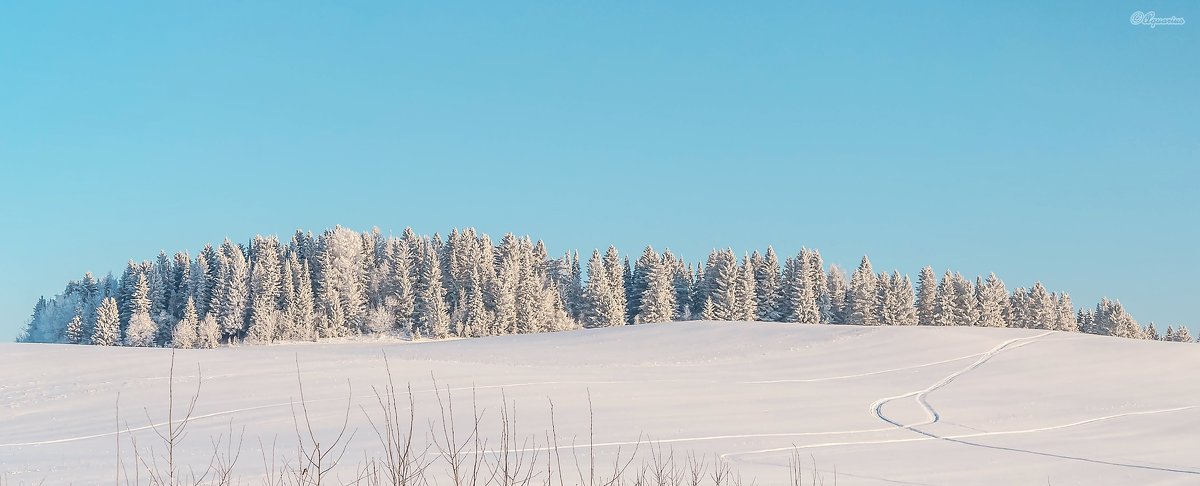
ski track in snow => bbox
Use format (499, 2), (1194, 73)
(722, 331), (1200, 476)
(870, 331), (1053, 429)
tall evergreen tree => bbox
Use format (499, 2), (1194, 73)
(91, 297), (120, 346)
(916, 266), (938, 326)
(173, 297), (200, 349)
(64, 312), (85, 344)
(825, 265), (848, 324)
(846, 256), (878, 325)
(753, 248), (783, 322)
(414, 241), (451, 338)
(637, 250), (676, 324)
(976, 273), (1009, 327)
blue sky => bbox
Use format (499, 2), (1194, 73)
(1, 2), (1196, 338)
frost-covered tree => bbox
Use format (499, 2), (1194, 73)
(414, 240), (451, 338)
(214, 240), (250, 340)
(878, 272), (917, 326)
(124, 273), (158, 347)
(667, 252), (693, 320)
(196, 314), (220, 349)
(64, 312), (85, 344)
(1094, 298), (1142, 339)
(247, 236), (282, 341)
(802, 249), (830, 324)
(976, 273), (1009, 327)
(316, 226), (367, 337)
(846, 256), (878, 325)
(1054, 293), (1078, 332)
(629, 246), (659, 321)
(173, 297), (200, 349)
(1166, 326), (1193, 343)
(603, 246), (627, 324)
(489, 233), (521, 334)
(734, 258), (757, 321)
(699, 296), (716, 321)
(584, 250), (624, 327)
(753, 248), (783, 322)
(1026, 282), (1055, 330)
(916, 266), (937, 326)
(701, 249), (740, 321)
(783, 252), (820, 324)
(825, 265), (848, 324)
(637, 249), (676, 324)
(1144, 322), (1160, 341)
(91, 297), (120, 346)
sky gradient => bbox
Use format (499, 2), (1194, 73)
(1, 2), (1197, 338)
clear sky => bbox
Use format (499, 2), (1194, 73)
(1, 2), (1196, 339)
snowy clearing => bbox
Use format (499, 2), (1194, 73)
(1, 321), (1197, 485)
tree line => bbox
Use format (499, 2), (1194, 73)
(20, 225), (1195, 347)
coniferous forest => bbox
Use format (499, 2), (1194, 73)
(20, 226), (1196, 347)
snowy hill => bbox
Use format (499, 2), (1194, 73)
(1, 321), (1197, 485)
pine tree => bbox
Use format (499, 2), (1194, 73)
(91, 297), (120, 346)
(196, 315), (220, 349)
(1170, 326), (1193, 342)
(916, 266), (937, 326)
(846, 256), (878, 325)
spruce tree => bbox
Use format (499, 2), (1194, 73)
(215, 240), (250, 340)
(753, 247), (783, 322)
(976, 273), (1008, 327)
(173, 297), (200, 349)
(91, 297), (120, 346)
(735, 258), (757, 321)
(846, 256), (878, 325)
(916, 266), (937, 326)
(825, 265), (848, 324)
(64, 312), (85, 344)
(637, 250), (676, 324)
(585, 250), (623, 327)
(414, 240), (451, 338)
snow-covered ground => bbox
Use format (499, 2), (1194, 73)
(1, 321), (1197, 485)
